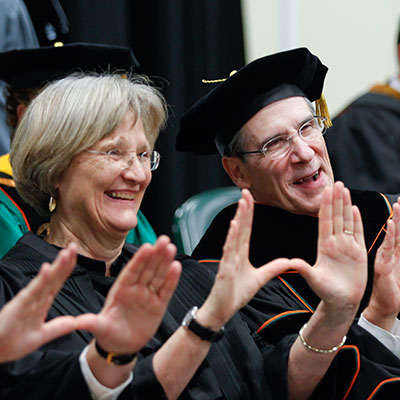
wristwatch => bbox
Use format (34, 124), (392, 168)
(181, 306), (225, 342)
(95, 340), (137, 365)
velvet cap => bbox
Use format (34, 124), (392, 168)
(0, 42), (140, 89)
(176, 47), (328, 155)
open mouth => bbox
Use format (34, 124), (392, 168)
(294, 169), (320, 185)
(105, 191), (135, 200)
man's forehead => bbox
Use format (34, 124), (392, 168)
(243, 97), (312, 135)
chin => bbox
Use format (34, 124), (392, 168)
(109, 217), (138, 234)
(298, 203), (320, 217)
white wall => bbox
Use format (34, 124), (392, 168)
(241, 0), (400, 116)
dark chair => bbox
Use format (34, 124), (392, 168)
(172, 186), (241, 255)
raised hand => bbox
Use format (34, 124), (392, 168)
(198, 188), (305, 329)
(0, 243), (79, 363)
(363, 198), (400, 331)
(286, 183), (368, 400)
(294, 181), (368, 316)
(77, 236), (181, 355)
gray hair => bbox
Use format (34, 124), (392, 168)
(10, 73), (168, 216)
(224, 97), (315, 161)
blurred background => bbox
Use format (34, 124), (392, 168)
(2, 0), (400, 237)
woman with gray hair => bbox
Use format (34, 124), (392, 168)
(0, 72), (308, 399)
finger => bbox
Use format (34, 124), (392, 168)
(257, 258), (300, 285)
(376, 219), (395, 265)
(19, 243), (78, 302)
(352, 205), (365, 246)
(231, 195), (246, 250)
(158, 261), (182, 303)
(239, 189), (254, 260)
(46, 243), (78, 288)
(393, 203), (400, 250)
(342, 187), (354, 235)
(221, 219), (240, 276)
(332, 181), (344, 235)
(220, 196), (246, 273)
(73, 313), (101, 334)
(42, 316), (80, 343)
(138, 236), (173, 287)
(318, 186), (333, 240)
(284, 258), (314, 279)
(147, 243), (177, 293)
(116, 242), (155, 287)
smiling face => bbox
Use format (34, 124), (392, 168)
(55, 110), (152, 239)
(223, 96), (334, 216)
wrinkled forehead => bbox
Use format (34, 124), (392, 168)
(241, 96), (312, 137)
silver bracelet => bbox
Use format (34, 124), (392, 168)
(299, 323), (347, 354)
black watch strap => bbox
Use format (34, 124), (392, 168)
(182, 306), (225, 342)
(95, 341), (137, 365)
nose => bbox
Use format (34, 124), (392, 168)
(289, 134), (314, 162)
(120, 157), (148, 182)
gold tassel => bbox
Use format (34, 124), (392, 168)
(315, 93), (332, 128)
(202, 70), (238, 84)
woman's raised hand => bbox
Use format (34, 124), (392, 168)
(77, 236), (181, 355)
(0, 243), (79, 363)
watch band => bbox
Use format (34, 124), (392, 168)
(94, 340), (137, 365)
(182, 306), (225, 342)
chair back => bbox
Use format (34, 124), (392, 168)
(172, 186), (241, 255)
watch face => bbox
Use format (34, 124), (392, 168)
(182, 306), (198, 327)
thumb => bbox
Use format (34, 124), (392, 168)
(74, 313), (101, 334)
(286, 258), (313, 279)
(257, 258), (299, 284)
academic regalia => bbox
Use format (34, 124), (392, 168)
(193, 188), (392, 317)
(326, 85), (400, 194)
(0, 232), (278, 400)
(0, 154), (157, 258)
(192, 189), (400, 398)
(173, 46), (400, 398)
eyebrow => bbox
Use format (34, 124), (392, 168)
(297, 114), (315, 128)
(260, 114), (315, 145)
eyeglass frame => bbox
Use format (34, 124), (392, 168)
(235, 115), (328, 160)
(85, 149), (161, 171)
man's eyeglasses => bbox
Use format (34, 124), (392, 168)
(236, 116), (328, 160)
(85, 149), (161, 171)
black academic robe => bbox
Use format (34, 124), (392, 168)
(193, 189), (400, 398)
(193, 189), (392, 316)
(0, 232), (280, 400)
(325, 87), (400, 194)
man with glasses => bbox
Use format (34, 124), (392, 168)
(177, 48), (394, 306)
(176, 47), (400, 398)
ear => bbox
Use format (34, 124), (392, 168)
(16, 104), (28, 122)
(222, 156), (251, 189)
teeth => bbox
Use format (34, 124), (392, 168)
(295, 171), (319, 184)
(107, 192), (134, 200)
